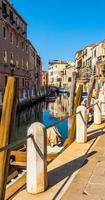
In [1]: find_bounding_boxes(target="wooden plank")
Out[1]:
[5,174,26,200]
[64,84,83,146]
[11,150,58,165]
[88,76,95,106]
[11,151,26,162]
[0,77,17,200]
[10,162,26,167]
[7,171,18,184]
[95,80,100,99]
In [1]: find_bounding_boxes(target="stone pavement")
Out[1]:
[12,122,105,200]
[61,129,105,200]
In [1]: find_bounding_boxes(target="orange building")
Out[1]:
[42,70,48,86]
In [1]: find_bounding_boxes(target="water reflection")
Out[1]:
[49,94,70,118]
[13,94,71,143]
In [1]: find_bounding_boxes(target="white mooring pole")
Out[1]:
[101,94,105,116]
[27,122,48,194]
[94,100,101,124]
[76,105,87,143]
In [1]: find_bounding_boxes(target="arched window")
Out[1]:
[3,50,7,63]
[10,53,13,64]
[26,61,29,70]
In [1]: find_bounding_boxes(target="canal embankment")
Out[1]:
[11,121,105,200]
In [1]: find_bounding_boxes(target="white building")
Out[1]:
[48,60,75,88]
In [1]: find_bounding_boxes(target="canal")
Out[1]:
[12,94,71,143]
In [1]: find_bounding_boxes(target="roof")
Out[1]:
[27,40,37,54]
[5,0,27,25]
[83,43,96,50]
[48,60,69,65]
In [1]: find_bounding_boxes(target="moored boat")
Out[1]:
[58,88,68,93]
[45,91,57,102]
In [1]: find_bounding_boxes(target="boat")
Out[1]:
[45,91,57,102]
[49,86,59,93]
[58,88,68,93]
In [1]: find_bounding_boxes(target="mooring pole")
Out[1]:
[0,77,17,200]
[27,122,48,194]
[70,72,77,115]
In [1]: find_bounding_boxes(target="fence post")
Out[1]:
[27,122,48,194]
[101,94,105,116]
[76,105,87,143]
[94,100,101,124]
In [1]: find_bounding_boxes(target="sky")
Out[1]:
[10,0,105,70]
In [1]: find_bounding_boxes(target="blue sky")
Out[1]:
[10,0,105,69]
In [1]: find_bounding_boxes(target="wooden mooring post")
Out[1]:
[70,72,77,115]
[64,84,83,146]
[0,77,17,200]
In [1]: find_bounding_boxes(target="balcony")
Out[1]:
[2,2,9,19]
[2,12,9,19]
[97,56,105,63]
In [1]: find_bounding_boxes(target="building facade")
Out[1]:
[75,41,105,83]
[42,70,48,86]
[0,0,42,103]
[91,41,105,78]
[75,44,95,82]
[48,60,75,89]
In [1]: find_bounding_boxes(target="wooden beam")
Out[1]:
[0,77,17,200]
[5,174,26,200]
[70,72,77,115]
[64,84,83,146]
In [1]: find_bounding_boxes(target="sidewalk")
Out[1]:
[11,122,105,200]
[61,128,105,200]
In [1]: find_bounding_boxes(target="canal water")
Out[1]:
[12,94,71,143]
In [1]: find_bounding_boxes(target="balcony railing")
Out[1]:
[2,12,9,19]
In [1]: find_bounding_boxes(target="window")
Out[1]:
[3,27,6,39]
[15,17,18,27]
[22,78,25,87]
[10,31,13,43]
[3,50,7,63]
[22,59,24,68]
[16,36,19,47]
[9,10,13,23]
[16,55,19,68]
[10,53,13,64]
[26,45,28,53]
[22,41,24,50]
[26,61,29,70]
[2,2,8,18]
[94,49,96,57]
